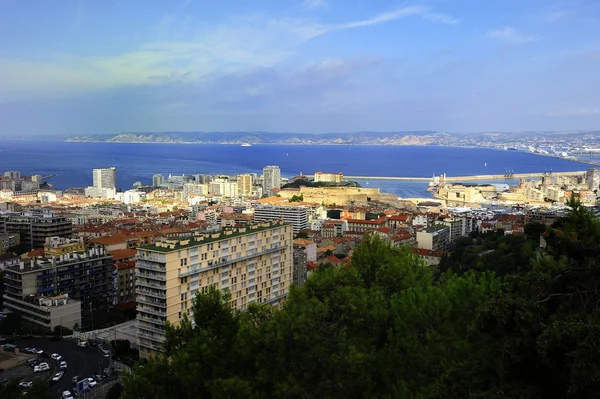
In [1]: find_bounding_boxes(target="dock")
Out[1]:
[345,171,585,182]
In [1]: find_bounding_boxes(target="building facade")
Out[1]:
[416,225,450,251]
[262,165,281,197]
[253,205,308,235]
[313,172,343,183]
[0,211,73,249]
[3,294,81,331]
[135,221,293,358]
[93,167,117,189]
[237,174,253,196]
[2,243,113,328]
[0,233,20,255]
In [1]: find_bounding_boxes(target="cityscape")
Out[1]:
[1,0,600,397]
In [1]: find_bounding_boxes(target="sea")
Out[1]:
[0,141,591,199]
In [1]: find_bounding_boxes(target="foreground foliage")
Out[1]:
[123,200,600,398]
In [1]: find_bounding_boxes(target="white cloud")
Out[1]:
[487,26,540,44]
[423,12,460,25]
[0,5,458,100]
[301,0,328,9]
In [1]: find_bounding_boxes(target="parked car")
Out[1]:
[77,341,89,348]
[52,372,64,383]
[50,353,62,361]
[19,381,33,388]
[71,376,80,384]
[33,349,43,355]
[34,363,50,372]
[21,347,33,354]
[94,374,105,382]
[62,391,74,399]
[87,377,98,388]
[60,361,67,370]
[26,359,37,367]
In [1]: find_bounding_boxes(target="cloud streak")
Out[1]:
[487,26,540,44]
[301,0,328,9]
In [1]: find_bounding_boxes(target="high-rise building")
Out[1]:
[254,205,308,235]
[93,167,117,189]
[135,220,293,358]
[153,174,165,187]
[237,174,253,196]
[0,211,73,249]
[183,183,208,198]
[2,238,113,328]
[262,165,281,197]
[208,178,237,197]
[585,168,600,191]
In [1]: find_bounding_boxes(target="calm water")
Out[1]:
[0,141,590,198]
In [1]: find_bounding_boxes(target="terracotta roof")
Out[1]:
[26,248,45,258]
[110,248,137,261]
[375,227,392,234]
[293,238,315,246]
[116,260,136,270]
[90,234,130,246]
[346,216,387,225]
[387,215,409,222]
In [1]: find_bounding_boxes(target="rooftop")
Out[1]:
[139,220,287,253]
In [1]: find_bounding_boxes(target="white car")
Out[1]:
[87,378,98,388]
[52,372,64,382]
[33,349,43,355]
[60,361,67,369]
[51,353,62,361]
[77,341,89,348]
[62,391,74,399]
[34,363,50,372]
[19,381,33,388]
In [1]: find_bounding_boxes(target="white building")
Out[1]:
[183,183,208,198]
[313,172,343,183]
[93,167,117,189]
[84,186,116,200]
[254,205,308,235]
[262,165,281,197]
[209,179,238,197]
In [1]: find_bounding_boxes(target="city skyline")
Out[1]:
[0,0,599,136]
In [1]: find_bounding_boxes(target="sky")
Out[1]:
[0,0,599,135]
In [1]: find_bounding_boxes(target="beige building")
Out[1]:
[313,172,343,183]
[136,220,293,358]
[3,294,81,331]
[416,225,450,251]
[44,236,85,257]
[237,174,253,196]
[0,233,20,255]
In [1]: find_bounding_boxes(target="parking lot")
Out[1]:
[1,338,111,397]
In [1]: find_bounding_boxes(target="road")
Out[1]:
[12,338,110,396]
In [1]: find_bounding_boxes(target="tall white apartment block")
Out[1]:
[93,167,117,189]
[262,165,281,197]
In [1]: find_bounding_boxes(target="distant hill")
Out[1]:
[65,131,452,145]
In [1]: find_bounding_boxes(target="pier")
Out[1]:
[345,171,585,182]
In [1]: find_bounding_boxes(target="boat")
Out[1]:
[241,143,251,147]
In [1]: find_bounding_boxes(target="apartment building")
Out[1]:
[93,167,117,189]
[321,220,348,238]
[253,205,308,235]
[135,220,293,358]
[2,293,81,331]
[416,225,450,251]
[110,248,138,305]
[262,165,281,197]
[237,174,253,196]
[0,233,20,255]
[3,242,113,328]
[292,246,308,288]
[0,211,73,249]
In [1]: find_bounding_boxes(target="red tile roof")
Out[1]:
[110,248,137,261]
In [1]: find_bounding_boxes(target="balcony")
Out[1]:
[136,288,166,299]
[136,279,165,290]
[137,305,166,317]
[137,296,167,308]
[137,272,166,281]
[137,261,166,273]
[180,245,287,277]
[138,323,166,335]
[137,313,165,324]
[138,329,166,343]
[138,339,164,352]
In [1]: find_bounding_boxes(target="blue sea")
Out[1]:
[0,141,591,198]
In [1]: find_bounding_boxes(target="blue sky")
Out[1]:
[0,0,599,135]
